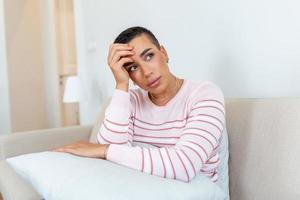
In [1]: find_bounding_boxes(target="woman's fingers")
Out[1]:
[118,57,134,69]
[108,44,133,63]
[52,141,86,151]
[110,50,134,65]
[53,145,82,154]
[51,141,107,159]
[107,43,135,87]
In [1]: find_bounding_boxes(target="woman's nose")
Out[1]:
[141,65,153,77]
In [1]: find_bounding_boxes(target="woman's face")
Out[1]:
[124,34,171,94]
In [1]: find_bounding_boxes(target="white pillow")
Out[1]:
[7,152,226,200]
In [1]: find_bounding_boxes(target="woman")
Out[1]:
[54,26,226,184]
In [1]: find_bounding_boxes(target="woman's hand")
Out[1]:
[107,43,135,91]
[52,141,109,159]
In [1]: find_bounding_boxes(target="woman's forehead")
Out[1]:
[128,34,157,50]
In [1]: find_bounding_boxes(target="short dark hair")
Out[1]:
[114,26,160,48]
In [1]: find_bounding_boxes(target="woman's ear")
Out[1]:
[160,45,169,63]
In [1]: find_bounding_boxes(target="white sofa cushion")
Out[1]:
[6,151,226,200]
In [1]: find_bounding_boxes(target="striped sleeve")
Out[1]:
[106,82,225,182]
[96,89,133,146]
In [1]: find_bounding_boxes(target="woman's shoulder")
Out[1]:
[186,79,223,94]
[185,79,225,105]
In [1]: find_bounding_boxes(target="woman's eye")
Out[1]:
[127,65,138,72]
[145,53,154,61]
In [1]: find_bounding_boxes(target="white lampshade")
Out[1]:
[63,76,86,103]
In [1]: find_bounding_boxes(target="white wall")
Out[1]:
[0,0,11,134]
[74,0,300,124]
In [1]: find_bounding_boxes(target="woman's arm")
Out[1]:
[53,44,136,157]
[96,43,136,146]
[96,89,134,146]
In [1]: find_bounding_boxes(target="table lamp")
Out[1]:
[63,76,86,124]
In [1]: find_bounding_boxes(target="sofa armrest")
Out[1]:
[0,161,42,200]
[0,125,93,160]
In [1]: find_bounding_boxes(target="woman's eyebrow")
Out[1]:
[123,48,152,68]
[139,48,152,58]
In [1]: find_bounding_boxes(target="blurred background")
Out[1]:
[0,0,299,134]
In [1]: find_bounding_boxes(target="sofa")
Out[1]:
[0,98,300,200]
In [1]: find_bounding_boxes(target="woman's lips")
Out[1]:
[147,76,161,88]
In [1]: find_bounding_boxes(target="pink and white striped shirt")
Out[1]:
[97,80,226,182]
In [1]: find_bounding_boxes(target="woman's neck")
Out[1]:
[149,75,183,106]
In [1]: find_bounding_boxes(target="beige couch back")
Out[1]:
[225,98,300,200]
